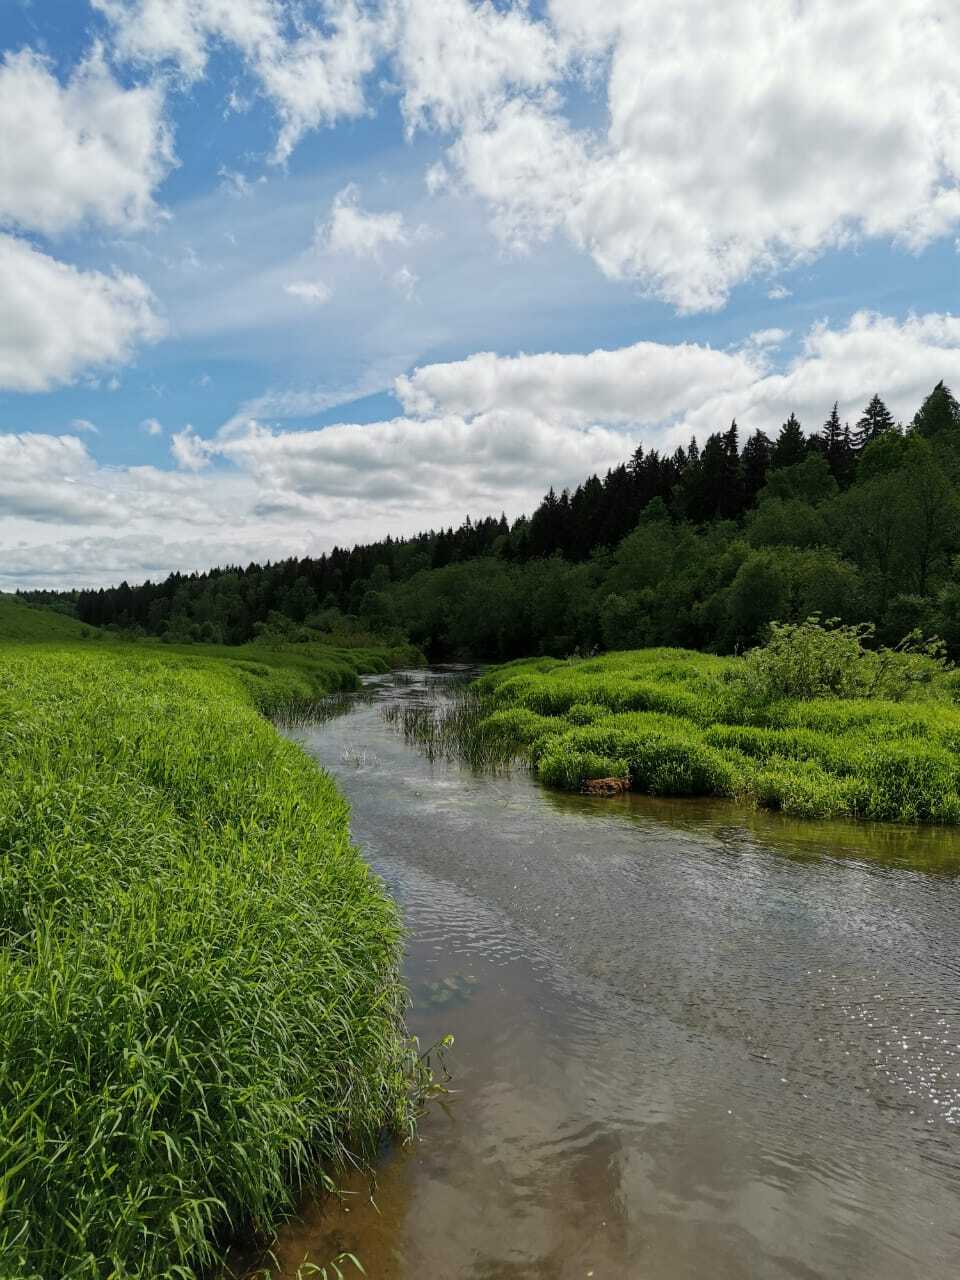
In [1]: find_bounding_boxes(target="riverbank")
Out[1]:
[259,667,960,1278]
[0,614,420,1278]
[474,647,960,823]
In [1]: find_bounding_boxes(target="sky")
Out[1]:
[1,0,959,590]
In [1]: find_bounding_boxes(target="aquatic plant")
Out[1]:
[472,646,960,824]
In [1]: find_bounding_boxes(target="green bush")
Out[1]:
[740,617,869,701]
[476,643,960,827]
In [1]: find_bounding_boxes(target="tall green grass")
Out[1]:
[0,634,419,1278]
[475,649,960,824]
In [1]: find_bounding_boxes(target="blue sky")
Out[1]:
[1,0,959,587]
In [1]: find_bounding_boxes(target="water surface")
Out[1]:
[264,669,960,1279]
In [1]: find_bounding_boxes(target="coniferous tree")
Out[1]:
[818,402,856,485]
[771,413,806,470]
[913,381,960,439]
[741,429,773,507]
[835,422,857,489]
[854,393,895,450]
[718,419,744,517]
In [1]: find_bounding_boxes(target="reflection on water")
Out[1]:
[256,669,960,1279]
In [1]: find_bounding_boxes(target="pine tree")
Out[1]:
[854,393,895,450]
[913,381,960,439]
[771,413,806,470]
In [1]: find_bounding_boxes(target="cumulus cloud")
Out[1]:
[392,0,561,132]
[216,411,628,508]
[401,311,960,448]
[321,184,407,257]
[0,433,129,523]
[396,340,764,424]
[92,0,280,79]
[89,0,960,312]
[0,46,172,235]
[748,328,790,350]
[441,0,960,310]
[0,234,165,393]
[69,418,99,434]
[170,424,212,470]
[96,0,385,162]
[284,279,332,304]
[140,417,164,436]
[4,310,958,589]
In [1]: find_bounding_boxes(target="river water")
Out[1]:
[265,669,960,1279]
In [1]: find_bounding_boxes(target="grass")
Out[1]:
[0,602,423,1278]
[472,649,960,825]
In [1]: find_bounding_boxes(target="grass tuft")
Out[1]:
[473,648,960,825]
[0,630,418,1278]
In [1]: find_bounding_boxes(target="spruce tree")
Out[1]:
[718,419,744,517]
[913,381,960,439]
[741,429,773,506]
[854,393,895,450]
[771,412,806,469]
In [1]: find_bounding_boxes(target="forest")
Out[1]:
[28,380,960,661]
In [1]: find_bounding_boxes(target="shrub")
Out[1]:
[740,616,869,701]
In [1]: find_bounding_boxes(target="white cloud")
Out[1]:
[284,279,333,304]
[0,433,129,523]
[216,411,630,510]
[4,311,958,589]
[401,311,960,448]
[748,328,790,350]
[170,424,212,470]
[393,0,561,133]
[391,264,418,299]
[0,47,172,235]
[322,184,407,258]
[92,0,280,79]
[768,285,793,301]
[90,0,960,314]
[69,418,99,434]
[0,233,165,393]
[140,417,164,436]
[396,340,764,424]
[96,0,385,163]
[445,1,960,310]
[258,3,386,162]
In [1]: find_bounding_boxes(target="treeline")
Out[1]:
[25,380,960,659]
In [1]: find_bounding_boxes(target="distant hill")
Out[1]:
[0,594,91,643]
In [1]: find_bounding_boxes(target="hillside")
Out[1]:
[0,594,92,643]
[37,380,960,662]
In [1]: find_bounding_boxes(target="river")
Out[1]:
[262,668,960,1279]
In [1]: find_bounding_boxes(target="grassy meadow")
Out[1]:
[0,596,420,1278]
[473,640,960,825]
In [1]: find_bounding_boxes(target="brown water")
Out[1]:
[265,669,960,1279]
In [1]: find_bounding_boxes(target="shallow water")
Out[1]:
[264,669,960,1279]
